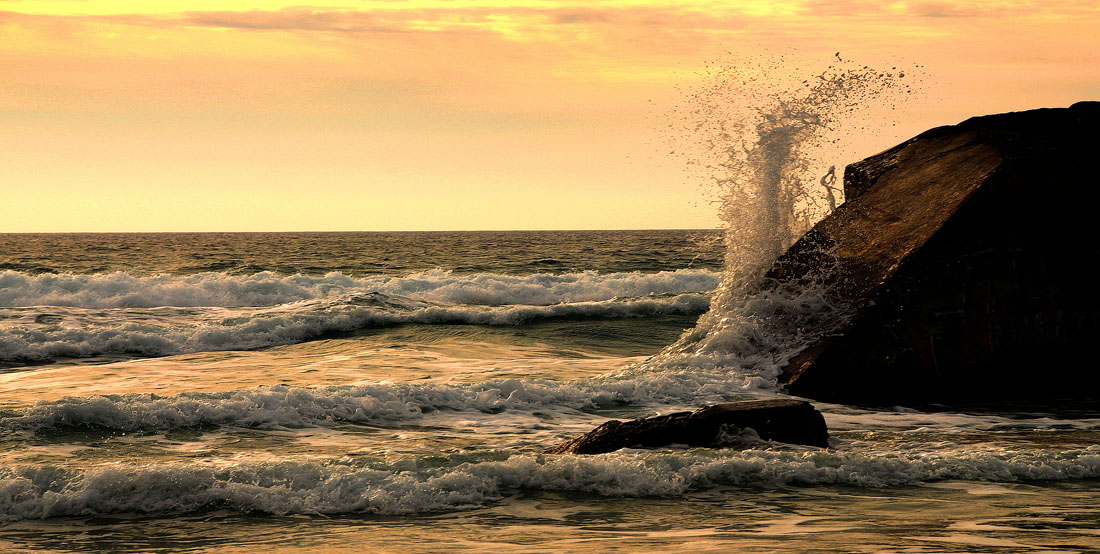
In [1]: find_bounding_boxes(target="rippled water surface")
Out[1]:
[0,231,724,276]
[1,231,1097,553]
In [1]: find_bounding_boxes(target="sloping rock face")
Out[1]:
[546,399,829,454]
[776,101,1100,405]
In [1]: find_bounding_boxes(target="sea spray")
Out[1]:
[686,55,916,289]
[647,56,918,378]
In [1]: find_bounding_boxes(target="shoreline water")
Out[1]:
[0,230,1097,553]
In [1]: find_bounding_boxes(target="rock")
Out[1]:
[545,399,829,454]
[774,101,1100,405]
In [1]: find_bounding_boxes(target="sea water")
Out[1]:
[1,231,1098,553]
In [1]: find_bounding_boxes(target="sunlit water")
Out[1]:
[0,231,1097,553]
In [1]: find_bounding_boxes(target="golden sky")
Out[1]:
[2,1,1098,231]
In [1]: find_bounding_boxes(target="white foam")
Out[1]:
[1,369,766,434]
[2,446,1097,521]
[0,269,719,309]
[647,58,914,377]
[0,291,710,363]
[639,279,850,387]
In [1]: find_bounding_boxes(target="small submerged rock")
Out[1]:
[546,399,829,455]
[34,314,63,324]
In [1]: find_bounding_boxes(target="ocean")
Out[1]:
[1,231,1098,553]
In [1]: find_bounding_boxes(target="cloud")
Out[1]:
[907,2,992,18]
[802,0,1100,19]
[799,0,890,17]
[182,9,404,33]
[551,10,611,24]
[1,4,754,37]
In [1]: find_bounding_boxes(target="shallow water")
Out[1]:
[1,231,1097,553]
[3,482,1098,553]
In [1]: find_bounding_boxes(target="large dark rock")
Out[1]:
[774,101,1100,405]
[545,399,829,454]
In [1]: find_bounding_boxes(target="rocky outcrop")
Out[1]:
[774,101,1100,405]
[546,399,829,454]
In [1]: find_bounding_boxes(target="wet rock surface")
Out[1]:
[546,399,829,454]
[775,101,1100,405]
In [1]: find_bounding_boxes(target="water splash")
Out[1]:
[683,55,916,285]
[645,55,919,382]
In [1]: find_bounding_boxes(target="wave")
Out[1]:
[0,269,719,309]
[3,446,1098,522]
[10,373,1097,438]
[0,292,710,364]
[1,369,767,434]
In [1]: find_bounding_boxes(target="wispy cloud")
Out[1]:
[183,9,406,33]
[801,0,1100,18]
[1,4,755,38]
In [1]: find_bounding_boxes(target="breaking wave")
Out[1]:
[3,447,1098,522]
[1,369,768,435]
[0,291,710,364]
[0,269,718,309]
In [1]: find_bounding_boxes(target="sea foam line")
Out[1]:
[0,269,719,309]
[0,292,710,363]
[1,369,768,435]
[2,447,1098,521]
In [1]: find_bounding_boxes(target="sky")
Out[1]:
[2,1,1098,232]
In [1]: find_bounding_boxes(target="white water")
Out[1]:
[652,56,917,377]
[4,445,1099,522]
[0,269,717,363]
[0,268,718,309]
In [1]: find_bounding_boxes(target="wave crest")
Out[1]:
[1,369,767,434]
[0,292,710,364]
[3,447,1098,521]
[0,269,719,309]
